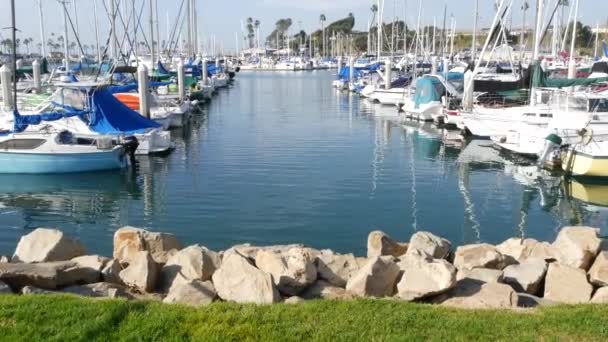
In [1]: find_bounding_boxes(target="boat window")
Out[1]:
[589,98,608,113]
[539,113,553,118]
[0,139,46,150]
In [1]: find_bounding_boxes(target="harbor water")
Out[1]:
[0,70,606,256]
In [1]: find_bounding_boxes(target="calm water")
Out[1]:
[1,71,607,256]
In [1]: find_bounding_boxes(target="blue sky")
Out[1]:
[1,0,607,52]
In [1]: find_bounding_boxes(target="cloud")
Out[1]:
[261,0,371,11]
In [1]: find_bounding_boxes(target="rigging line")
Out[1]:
[58,0,85,58]
[167,0,186,55]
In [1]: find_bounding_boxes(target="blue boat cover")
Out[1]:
[87,86,161,134]
[157,61,170,74]
[414,77,445,109]
[338,67,362,81]
[13,109,83,133]
[604,41,608,58]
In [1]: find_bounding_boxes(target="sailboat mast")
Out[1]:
[93,0,101,63]
[472,0,478,62]
[155,0,161,59]
[110,0,118,60]
[595,22,600,58]
[149,0,155,65]
[186,0,192,56]
[10,0,17,110]
[567,0,579,79]
[60,0,70,72]
[377,0,383,59]
[132,0,138,64]
[38,0,47,58]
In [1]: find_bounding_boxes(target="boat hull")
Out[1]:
[562,149,608,177]
[0,149,126,174]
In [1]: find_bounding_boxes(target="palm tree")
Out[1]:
[254,20,261,49]
[246,17,254,48]
[320,14,326,57]
[370,4,378,54]
[23,38,33,55]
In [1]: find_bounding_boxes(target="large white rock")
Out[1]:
[255,247,317,296]
[161,245,220,291]
[301,280,355,300]
[502,258,547,295]
[13,228,86,263]
[62,282,130,299]
[496,238,539,262]
[72,255,110,273]
[315,250,361,287]
[0,261,101,289]
[591,287,608,304]
[528,241,559,261]
[588,251,608,287]
[438,279,518,309]
[224,244,315,262]
[212,252,280,304]
[0,281,11,294]
[396,250,456,301]
[101,259,123,285]
[407,231,451,259]
[553,226,601,270]
[163,278,216,306]
[544,263,593,304]
[113,227,181,265]
[456,268,503,283]
[367,231,408,258]
[346,256,400,297]
[118,251,159,293]
[453,244,507,270]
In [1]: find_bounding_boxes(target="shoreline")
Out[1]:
[0,225,607,308]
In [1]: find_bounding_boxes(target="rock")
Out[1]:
[0,261,100,289]
[224,244,314,262]
[284,296,305,304]
[21,286,54,295]
[161,245,221,291]
[591,287,608,304]
[502,258,547,295]
[396,250,456,301]
[0,281,11,294]
[255,247,317,296]
[496,238,539,262]
[315,251,361,288]
[113,227,181,265]
[72,255,110,274]
[544,263,593,304]
[101,259,123,285]
[62,282,130,299]
[456,268,503,283]
[367,231,408,258]
[588,251,608,287]
[346,256,400,298]
[211,252,280,304]
[453,244,507,270]
[0,256,10,263]
[437,279,518,309]
[407,231,451,259]
[517,293,559,308]
[163,278,216,306]
[12,228,86,263]
[528,242,559,262]
[553,226,601,270]
[118,251,159,293]
[301,280,355,300]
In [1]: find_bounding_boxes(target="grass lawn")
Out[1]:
[0,295,608,341]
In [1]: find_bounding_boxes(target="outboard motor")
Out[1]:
[538,133,563,166]
[119,135,139,166]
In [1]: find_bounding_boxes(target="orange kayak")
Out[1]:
[114,93,140,110]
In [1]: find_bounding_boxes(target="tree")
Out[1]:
[23,38,33,55]
[320,14,326,56]
[246,17,254,48]
[254,20,261,48]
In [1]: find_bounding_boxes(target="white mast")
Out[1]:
[60,0,70,71]
[432,16,436,55]
[72,0,79,48]
[110,0,118,60]
[155,0,161,59]
[567,0,579,79]
[186,0,192,56]
[149,0,155,65]
[533,0,544,61]
[472,0,478,62]
[377,0,383,59]
[192,0,198,56]
[38,0,47,58]
[595,22,600,58]
[93,0,101,63]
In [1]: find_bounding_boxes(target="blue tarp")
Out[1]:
[414,77,445,109]
[604,41,608,58]
[157,61,170,75]
[338,67,362,81]
[87,86,161,134]
[13,109,83,133]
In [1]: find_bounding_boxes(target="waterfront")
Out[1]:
[0,70,606,256]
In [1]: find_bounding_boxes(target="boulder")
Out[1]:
[0,281,11,294]
[367,231,408,258]
[284,296,305,304]
[407,231,451,259]
[224,244,314,262]
[437,279,518,309]
[161,245,221,291]
[211,252,280,304]
[21,286,54,295]
[453,244,507,270]
[553,226,601,270]
[12,228,86,263]
[72,255,110,274]
[0,256,10,263]
[502,258,547,295]
[101,259,123,285]
[496,238,539,262]
[315,250,361,287]
[0,261,100,289]
[544,263,593,304]
[346,256,400,297]
[255,247,317,296]
[163,278,216,306]
[588,251,608,287]
[528,242,558,262]
[118,251,159,293]
[591,287,608,304]
[113,227,181,265]
[517,293,559,308]
[62,282,130,299]
[456,268,503,283]
[301,280,355,300]
[396,250,456,301]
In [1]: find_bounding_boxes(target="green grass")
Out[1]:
[1,295,608,341]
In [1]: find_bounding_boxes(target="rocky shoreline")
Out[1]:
[0,226,607,309]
